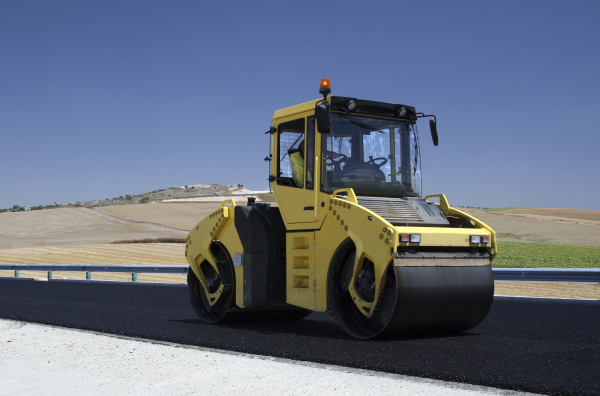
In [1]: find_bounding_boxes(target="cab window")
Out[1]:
[277,118,306,188]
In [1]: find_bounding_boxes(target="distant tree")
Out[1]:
[126,195,132,200]
[141,197,150,203]
[119,196,123,199]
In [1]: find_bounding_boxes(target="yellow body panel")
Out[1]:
[312,209,348,311]
[286,232,316,310]
[425,194,497,255]
[272,99,321,120]
[395,226,491,247]
[271,110,321,227]
[320,196,396,316]
[217,216,245,308]
[275,186,317,224]
[185,200,245,308]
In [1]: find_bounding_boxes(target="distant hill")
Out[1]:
[1,184,270,212]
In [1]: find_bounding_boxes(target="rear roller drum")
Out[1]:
[327,240,494,339]
[188,241,235,324]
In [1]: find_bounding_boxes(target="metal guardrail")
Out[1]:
[0,264,188,282]
[0,265,598,283]
[0,264,188,273]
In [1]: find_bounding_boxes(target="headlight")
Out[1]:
[470,235,490,244]
[400,234,421,243]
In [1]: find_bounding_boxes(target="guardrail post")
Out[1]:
[132,273,137,282]
[86,272,91,280]
[14,270,18,278]
[48,271,52,280]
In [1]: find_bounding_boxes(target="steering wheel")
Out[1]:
[368,156,388,168]
[327,153,348,168]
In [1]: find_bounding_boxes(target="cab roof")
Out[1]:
[272,98,321,121]
[273,96,417,122]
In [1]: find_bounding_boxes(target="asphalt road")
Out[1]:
[1,278,598,396]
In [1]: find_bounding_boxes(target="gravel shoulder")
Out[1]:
[0,319,541,396]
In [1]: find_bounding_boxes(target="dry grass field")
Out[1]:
[0,243,185,265]
[0,243,187,283]
[461,208,600,246]
[1,202,598,298]
[494,281,599,300]
[487,208,600,223]
[0,207,186,249]
[95,202,223,230]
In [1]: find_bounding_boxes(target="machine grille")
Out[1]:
[356,197,424,224]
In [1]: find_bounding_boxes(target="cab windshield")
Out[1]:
[321,112,421,198]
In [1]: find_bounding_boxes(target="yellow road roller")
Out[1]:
[185,79,496,339]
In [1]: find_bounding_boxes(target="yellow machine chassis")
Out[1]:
[184,91,497,338]
[185,191,496,316]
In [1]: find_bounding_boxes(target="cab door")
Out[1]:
[273,116,317,225]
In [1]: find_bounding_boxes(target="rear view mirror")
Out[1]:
[316,102,331,134]
[429,119,439,146]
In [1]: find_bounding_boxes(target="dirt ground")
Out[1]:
[0,243,187,283]
[461,208,600,247]
[492,208,600,224]
[95,202,223,230]
[0,208,186,249]
[1,203,598,298]
[0,243,186,265]
[495,281,599,300]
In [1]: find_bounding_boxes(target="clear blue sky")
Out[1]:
[1,0,599,210]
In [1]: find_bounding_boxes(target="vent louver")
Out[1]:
[356,197,424,225]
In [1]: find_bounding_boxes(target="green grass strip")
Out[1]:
[493,241,600,268]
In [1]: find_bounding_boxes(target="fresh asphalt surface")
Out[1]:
[1,279,598,396]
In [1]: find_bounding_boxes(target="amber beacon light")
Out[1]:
[319,78,331,98]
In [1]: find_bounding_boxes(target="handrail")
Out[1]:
[0,265,598,283]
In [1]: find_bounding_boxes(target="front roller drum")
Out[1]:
[387,265,494,335]
[328,246,494,339]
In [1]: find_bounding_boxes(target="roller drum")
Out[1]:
[328,245,495,339]
[383,265,494,336]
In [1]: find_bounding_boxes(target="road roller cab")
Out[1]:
[185,79,496,339]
